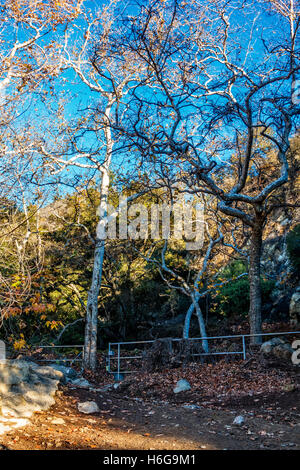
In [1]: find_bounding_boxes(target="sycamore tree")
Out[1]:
[116,0,300,343]
[0,0,83,197]
[39,0,149,370]
[134,192,248,352]
[0,0,82,108]
[0,0,83,340]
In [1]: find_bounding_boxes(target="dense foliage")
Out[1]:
[286,224,300,273]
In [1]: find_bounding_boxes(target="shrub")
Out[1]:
[211,260,275,318]
[286,224,300,272]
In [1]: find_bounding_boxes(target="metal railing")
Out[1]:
[5,344,84,366]
[107,330,300,378]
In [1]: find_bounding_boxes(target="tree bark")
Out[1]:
[83,166,109,370]
[249,220,263,344]
[183,294,209,353]
[83,239,105,370]
[83,163,110,370]
[83,99,113,371]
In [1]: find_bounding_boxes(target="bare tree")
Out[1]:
[116,0,300,343]
[0,0,83,336]
[0,1,82,108]
[136,199,248,352]
[39,0,148,369]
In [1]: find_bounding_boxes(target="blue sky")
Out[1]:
[4,0,298,205]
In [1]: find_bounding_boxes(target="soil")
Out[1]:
[0,363,299,451]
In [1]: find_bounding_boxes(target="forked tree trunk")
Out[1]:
[249,221,263,344]
[183,294,209,353]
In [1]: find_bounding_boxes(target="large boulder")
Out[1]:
[290,287,300,327]
[0,360,30,386]
[260,337,294,366]
[0,360,63,419]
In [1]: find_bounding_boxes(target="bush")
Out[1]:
[212,277,250,317]
[211,260,275,318]
[286,224,300,272]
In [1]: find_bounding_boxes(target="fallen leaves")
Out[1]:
[114,358,296,403]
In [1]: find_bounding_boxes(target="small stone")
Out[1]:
[49,364,78,383]
[51,418,65,425]
[173,379,191,394]
[77,401,99,414]
[97,384,114,392]
[71,378,91,388]
[233,415,245,425]
[182,404,201,410]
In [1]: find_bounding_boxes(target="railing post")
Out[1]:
[242,336,246,360]
[117,343,120,379]
[108,343,111,373]
[105,332,300,375]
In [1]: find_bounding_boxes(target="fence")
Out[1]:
[107,330,300,378]
[3,344,84,366]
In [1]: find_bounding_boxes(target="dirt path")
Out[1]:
[0,385,299,450]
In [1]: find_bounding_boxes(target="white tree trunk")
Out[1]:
[83,238,105,370]
[83,105,113,370]
[183,293,209,353]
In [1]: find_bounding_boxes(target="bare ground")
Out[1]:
[0,361,299,451]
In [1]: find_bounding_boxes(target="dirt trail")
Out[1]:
[0,385,299,450]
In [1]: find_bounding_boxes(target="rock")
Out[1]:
[48,364,92,389]
[260,337,294,361]
[0,359,63,419]
[273,343,294,360]
[173,379,191,394]
[51,417,65,425]
[260,337,285,354]
[48,364,93,389]
[49,364,78,384]
[290,288,300,327]
[77,401,99,414]
[33,365,64,382]
[233,415,245,425]
[71,378,91,388]
[182,404,201,410]
[0,360,30,385]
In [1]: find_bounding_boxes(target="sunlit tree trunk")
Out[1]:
[84,238,105,370]
[83,108,112,370]
[249,219,264,345]
[183,294,209,353]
